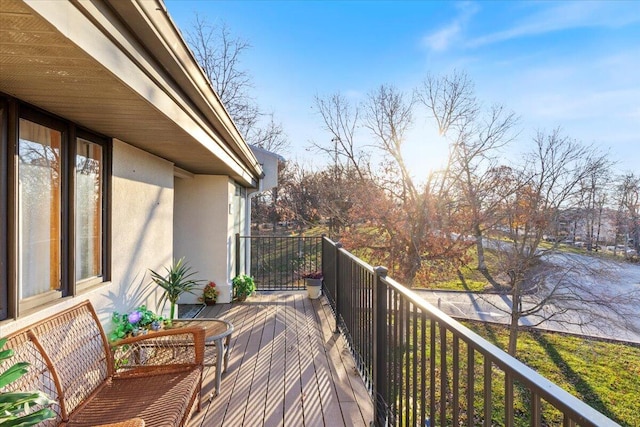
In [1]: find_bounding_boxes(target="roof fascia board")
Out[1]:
[129,0,262,177]
[23,0,258,186]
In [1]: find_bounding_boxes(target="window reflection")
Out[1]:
[18,119,61,298]
[76,138,103,281]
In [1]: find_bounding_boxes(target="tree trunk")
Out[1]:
[508,315,519,356]
[475,227,487,271]
[633,215,640,253]
[507,288,521,356]
[405,244,422,287]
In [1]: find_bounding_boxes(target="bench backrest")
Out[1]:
[2,301,112,422]
[1,329,62,426]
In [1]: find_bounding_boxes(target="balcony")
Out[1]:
[188,291,372,426]
[199,235,621,427]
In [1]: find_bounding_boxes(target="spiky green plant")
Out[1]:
[150,258,204,321]
[0,337,56,426]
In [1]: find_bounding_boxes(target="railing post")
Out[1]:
[373,266,388,427]
[321,234,326,286]
[334,242,343,334]
[235,233,241,277]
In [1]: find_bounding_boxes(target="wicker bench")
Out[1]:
[1,300,205,427]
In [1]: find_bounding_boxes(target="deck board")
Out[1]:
[188,292,372,427]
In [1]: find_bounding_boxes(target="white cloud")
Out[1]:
[424,23,461,52]
[467,2,640,48]
[422,1,479,52]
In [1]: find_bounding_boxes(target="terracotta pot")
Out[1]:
[204,299,216,306]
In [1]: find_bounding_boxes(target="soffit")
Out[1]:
[0,0,258,185]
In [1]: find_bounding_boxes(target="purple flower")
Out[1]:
[128,311,142,324]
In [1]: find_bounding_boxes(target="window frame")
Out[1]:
[1,97,111,319]
[74,128,111,292]
[17,107,69,311]
[0,98,7,320]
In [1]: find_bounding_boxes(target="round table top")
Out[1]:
[171,318,233,341]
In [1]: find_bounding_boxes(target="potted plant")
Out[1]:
[199,281,220,305]
[150,257,204,323]
[232,274,256,302]
[109,305,165,341]
[0,337,56,426]
[302,271,323,299]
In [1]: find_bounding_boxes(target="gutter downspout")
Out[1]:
[244,169,265,276]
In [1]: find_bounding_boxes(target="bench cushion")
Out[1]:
[65,369,201,427]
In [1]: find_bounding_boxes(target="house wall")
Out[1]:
[230,182,247,280]
[107,140,174,317]
[174,175,234,303]
[0,139,175,336]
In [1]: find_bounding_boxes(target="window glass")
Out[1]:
[76,138,103,281]
[18,118,62,298]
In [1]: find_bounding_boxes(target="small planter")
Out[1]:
[203,298,216,306]
[305,278,322,299]
[232,274,255,303]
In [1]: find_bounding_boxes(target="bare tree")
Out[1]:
[186,13,292,155]
[248,113,289,153]
[186,15,259,136]
[314,85,471,284]
[416,71,479,136]
[417,72,519,271]
[313,92,368,180]
[482,129,632,355]
[614,173,640,255]
[575,160,613,251]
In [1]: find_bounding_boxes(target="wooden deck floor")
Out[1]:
[187,291,373,427]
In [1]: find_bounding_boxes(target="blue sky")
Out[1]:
[165,1,640,178]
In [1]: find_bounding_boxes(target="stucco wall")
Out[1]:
[0,140,175,336]
[106,140,174,318]
[174,175,232,303]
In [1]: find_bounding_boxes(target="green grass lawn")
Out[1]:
[429,264,488,291]
[464,322,640,426]
[422,247,500,292]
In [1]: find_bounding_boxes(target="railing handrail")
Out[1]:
[238,234,323,291]
[381,275,619,426]
[323,236,620,426]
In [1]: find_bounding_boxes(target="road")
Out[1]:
[413,251,640,344]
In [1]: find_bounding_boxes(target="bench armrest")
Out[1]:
[110,326,205,375]
[93,418,145,427]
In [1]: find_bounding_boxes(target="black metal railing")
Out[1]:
[322,236,620,427]
[236,234,323,290]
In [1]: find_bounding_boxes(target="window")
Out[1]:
[1,99,110,318]
[18,118,63,301]
[75,136,104,284]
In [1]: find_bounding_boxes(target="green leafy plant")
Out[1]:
[198,281,219,304]
[150,258,204,321]
[0,337,56,426]
[109,305,165,341]
[232,274,256,302]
